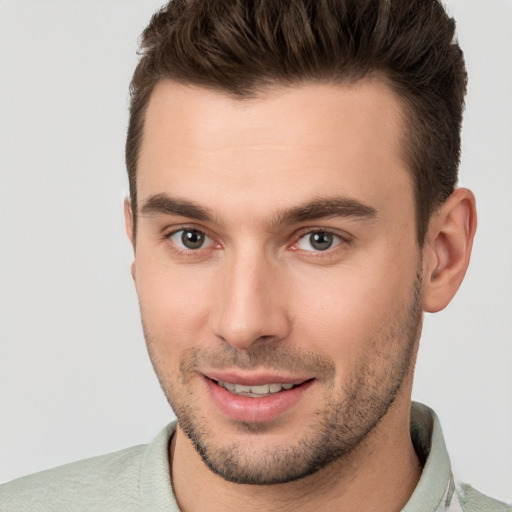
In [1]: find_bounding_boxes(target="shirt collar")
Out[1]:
[402,402,457,512]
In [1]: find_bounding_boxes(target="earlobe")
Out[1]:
[422,188,477,313]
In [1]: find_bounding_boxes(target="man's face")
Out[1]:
[129,80,424,484]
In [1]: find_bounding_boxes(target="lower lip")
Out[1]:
[204,377,314,423]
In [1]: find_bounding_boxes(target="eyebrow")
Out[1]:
[140,194,217,222]
[139,193,377,228]
[269,197,377,229]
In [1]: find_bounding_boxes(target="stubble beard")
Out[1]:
[143,275,423,485]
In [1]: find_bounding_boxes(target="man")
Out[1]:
[1,0,510,510]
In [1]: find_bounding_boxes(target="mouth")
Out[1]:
[202,373,315,423]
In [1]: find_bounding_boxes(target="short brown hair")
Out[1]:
[126,0,467,244]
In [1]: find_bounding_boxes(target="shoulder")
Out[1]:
[457,484,511,512]
[0,444,147,512]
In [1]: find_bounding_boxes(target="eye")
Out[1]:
[169,229,213,250]
[296,231,343,252]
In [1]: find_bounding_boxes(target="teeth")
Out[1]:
[223,381,236,392]
[217,380,297,396]
[243,384,269,394]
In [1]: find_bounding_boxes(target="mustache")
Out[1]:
[179,343,336,379]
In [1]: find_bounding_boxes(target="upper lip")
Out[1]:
[202,370,312,387]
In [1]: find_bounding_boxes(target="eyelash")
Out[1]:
[163,226,351,257]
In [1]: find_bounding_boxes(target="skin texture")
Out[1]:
[125,80,476,512]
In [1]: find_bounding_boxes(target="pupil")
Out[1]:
[182,230,204,249]
[310,232,333,251]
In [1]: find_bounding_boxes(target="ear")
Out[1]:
[124,198,135,246]
[422,188,477,313]
[124,199,137,280]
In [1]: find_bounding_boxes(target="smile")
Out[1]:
[216,380,297,397]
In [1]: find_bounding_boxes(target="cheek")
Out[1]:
[134,255,214,347]
[288,254,419,362]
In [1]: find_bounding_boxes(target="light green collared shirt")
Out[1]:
[1,403,510,511]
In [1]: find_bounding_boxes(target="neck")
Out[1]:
[170,396,421,512]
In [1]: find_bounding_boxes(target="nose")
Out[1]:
[211,249,292,350]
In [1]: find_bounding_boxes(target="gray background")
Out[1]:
[1,0,511,502]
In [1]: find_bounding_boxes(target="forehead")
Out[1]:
[137,80,413,222]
